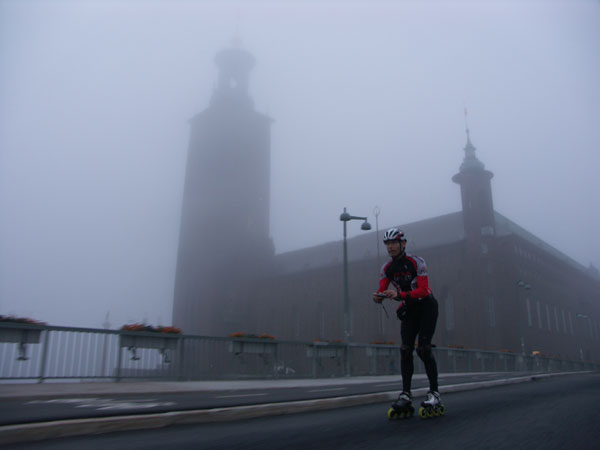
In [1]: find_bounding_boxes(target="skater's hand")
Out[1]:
[372,292,384,303]
[381,289,397,298]
[373,290,396,303]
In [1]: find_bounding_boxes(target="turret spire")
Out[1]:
[459,108,484,172]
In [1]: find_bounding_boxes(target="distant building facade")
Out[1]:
[252,132,600,363]
[173,46,600,363]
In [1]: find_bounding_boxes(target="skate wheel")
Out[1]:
[439,404,446,415]
[388,408,399,420]
[418,407,427,419]
[432,407,440,417]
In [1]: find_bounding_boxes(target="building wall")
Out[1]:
[494,234,600,361]
[243,233,600,363]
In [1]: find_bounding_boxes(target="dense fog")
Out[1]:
[1,0,599,329]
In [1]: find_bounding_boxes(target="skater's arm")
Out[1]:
[395,275,432,301]
[373,278,393,303]
[378,277,391,293]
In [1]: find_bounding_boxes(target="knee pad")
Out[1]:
[416,345,433,362]
[400,345,413,361]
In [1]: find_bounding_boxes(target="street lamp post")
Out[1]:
[373,206,381,267]
[372,206,383,335]
[340,207,371,346]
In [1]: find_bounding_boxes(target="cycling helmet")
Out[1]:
[383,227,406,243]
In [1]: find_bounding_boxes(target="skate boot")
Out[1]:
[388,391,414,419]
[418,391,445,419]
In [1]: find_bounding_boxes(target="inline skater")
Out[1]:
[372,227,444,419]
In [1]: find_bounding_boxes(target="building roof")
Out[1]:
[493,211,592,275]
[274,211,465,274]
[274,210,596,279]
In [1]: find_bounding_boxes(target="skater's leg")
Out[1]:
[416,344,439,392]
[400,315,419,393]
[400,344,414,392]
[416,297,439,392]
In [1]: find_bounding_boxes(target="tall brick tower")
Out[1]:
[452,125,497,349]
[172,43,274,336]
[452,129,495,246]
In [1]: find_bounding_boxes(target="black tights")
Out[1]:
[400,296,439,393]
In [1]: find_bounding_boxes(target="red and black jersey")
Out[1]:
[378,253,433,301]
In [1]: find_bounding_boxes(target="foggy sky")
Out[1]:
[1,0,599,329]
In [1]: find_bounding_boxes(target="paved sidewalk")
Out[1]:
[0,371,534,399]
[0,374,415,399]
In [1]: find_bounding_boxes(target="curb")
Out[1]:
[0,371,590,446]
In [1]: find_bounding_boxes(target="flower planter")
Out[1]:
[0,325,44,361]
[228,340,277,355]
[366,346,395,357]
[307,344,344,358]
[0,327,42,344]
[120,334,179,350]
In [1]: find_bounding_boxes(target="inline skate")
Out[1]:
[418,390,445,419]
[387,391,414,419]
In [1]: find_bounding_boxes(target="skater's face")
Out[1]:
[385,240,406,258]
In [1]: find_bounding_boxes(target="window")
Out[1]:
[445,295,455,331]
[545,304,552,331]
[481,226,494,236]
[536,301,542,329]
[318,302,325,338]
[554,306,560,333]
[526,298,532,327]
[488,296,496,327]
[561,310,568,334]
[292,304,301,339]
[568,311,574,335]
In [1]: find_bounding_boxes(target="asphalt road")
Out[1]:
[6,372,599,450]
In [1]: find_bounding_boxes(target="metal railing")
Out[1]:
[1,322,598,383]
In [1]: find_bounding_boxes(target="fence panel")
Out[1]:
[1,323,598,383]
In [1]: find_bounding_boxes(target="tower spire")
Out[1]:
[464,107,472,145]
[459,108,484,172]
[452,112,496,243]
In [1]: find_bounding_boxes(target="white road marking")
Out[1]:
[307,387,346,393]
[375,383,402,388]
[215,393,268,399]
[27,398,175,411]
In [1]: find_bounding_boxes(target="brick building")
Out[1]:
[251,133,600,362]
[172,45,600,363]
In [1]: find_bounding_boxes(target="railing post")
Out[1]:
[177,336,185,381]
[273,343,279,379]
[344,344,350,377]
[37,329,51,383]
[100,331,109,379]
[115,335,122,382]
